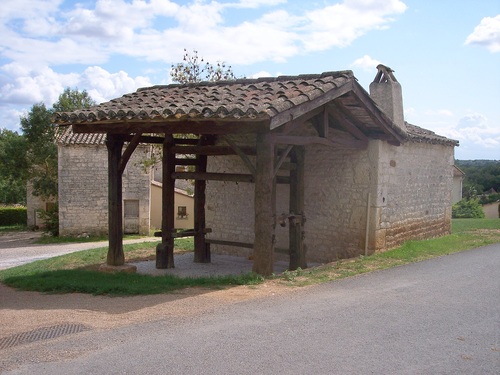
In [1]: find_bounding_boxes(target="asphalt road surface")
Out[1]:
[3,243,500,374]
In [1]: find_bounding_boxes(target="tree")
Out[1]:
[0,129,28,204]
[170,49,237,84]
[20,88,97,200]
[53,87,96,112]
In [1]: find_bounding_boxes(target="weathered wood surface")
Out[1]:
[106,135,125,266]
[156,135,175,269]
[289,146,307,270]
[252,133,276,276]
[194,136,211,263]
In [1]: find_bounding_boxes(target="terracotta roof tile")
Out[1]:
[54,71,353,125]
[405,123,458,146]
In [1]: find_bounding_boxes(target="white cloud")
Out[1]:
[465,15,500,53]
[251,71,273,78]
[423,109,454,117]
[351,55,381,71]
[80,66,152,103]
[301,0,407,51]
[0,0,408,69]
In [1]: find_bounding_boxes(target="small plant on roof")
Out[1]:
[170,49,237,84]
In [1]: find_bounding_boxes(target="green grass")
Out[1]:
[1,269,263,296]
[0,219,498,295]
[274,218,500,287]
[0,225,28,232]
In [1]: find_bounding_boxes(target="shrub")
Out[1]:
[37,204,59,236]
[0,206,27,226]
[452,198,485,219]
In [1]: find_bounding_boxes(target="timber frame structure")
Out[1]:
[55,69,409,276]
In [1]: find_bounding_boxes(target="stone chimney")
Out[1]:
[369,64,405,130]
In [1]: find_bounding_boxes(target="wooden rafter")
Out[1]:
[351,83,405,145]
[327,102,369,141]
[270,134,367,149]
[223,136,256,176]
[269,81,353,129]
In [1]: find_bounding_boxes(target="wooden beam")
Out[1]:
[171,171,290,184]
[351,83,405,145]
[106,134,125,266]
[270,134,368,149]
[71,119,269,136]
[171,145,256,156]
[156,135,175,269]
[289,146,307,270]
[223,136,256,176]
[273,105,325,135]
[327,102,370,141]
[274,145,293,177]
[194,136,211,263]
[253,133,276,276]
[118,132,142,174]
[270,81,353,129]
[174,157,199,166]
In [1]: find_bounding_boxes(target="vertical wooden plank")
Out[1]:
[156,135,175,269]
[289,146,307,270]
[194,136,210,263]
[106,134,125,266]
[252,133,276,276]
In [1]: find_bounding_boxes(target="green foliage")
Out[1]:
[52,87,96,112]
[0,88,98,202]
[0,206,27,226]
[478,192,500,204]
[36,204,59,236]
[171,49,237,84]
[0,130,28,204]
[452,198,485,218]
[456,160,500,194]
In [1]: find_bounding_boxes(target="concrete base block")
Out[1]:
[98,264,137,274]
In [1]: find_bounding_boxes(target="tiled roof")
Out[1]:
[53,71,354,125]
[406,123,458,146]
[53,69,457,147]
[56,125,107,145]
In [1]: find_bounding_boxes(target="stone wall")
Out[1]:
[205,135,454,264]
[368,140,454,251]
[58,144,151,236]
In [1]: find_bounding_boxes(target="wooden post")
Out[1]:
[106,134,125,266]
[252,133,276,276]
[194,136,210,263]
[156,135,175,269]
[289,146,307,270]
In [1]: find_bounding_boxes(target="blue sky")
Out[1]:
[1,0,499,160]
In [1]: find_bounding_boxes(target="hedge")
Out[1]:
[0,206,27,226]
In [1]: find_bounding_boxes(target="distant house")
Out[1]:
[452,165,465,203]
[53,127,193,236]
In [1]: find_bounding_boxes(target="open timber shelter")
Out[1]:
[54,65,458,276]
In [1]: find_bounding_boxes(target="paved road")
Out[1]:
[3,243,499,374]
[0,232,158,270]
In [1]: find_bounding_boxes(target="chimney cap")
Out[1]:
[373,64,398,83]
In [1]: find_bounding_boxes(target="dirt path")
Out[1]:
[0,231,291,339]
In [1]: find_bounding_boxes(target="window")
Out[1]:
[177,206,188,219]
[124,200,139,218]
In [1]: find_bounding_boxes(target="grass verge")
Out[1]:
[276,218,500,286]
[0,219,498,295]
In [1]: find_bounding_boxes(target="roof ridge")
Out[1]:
[137,70,354,92]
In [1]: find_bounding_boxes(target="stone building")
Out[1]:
[54,65,458,275]
[55,128,194,236]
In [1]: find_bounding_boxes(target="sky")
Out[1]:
[1,0,499,160]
